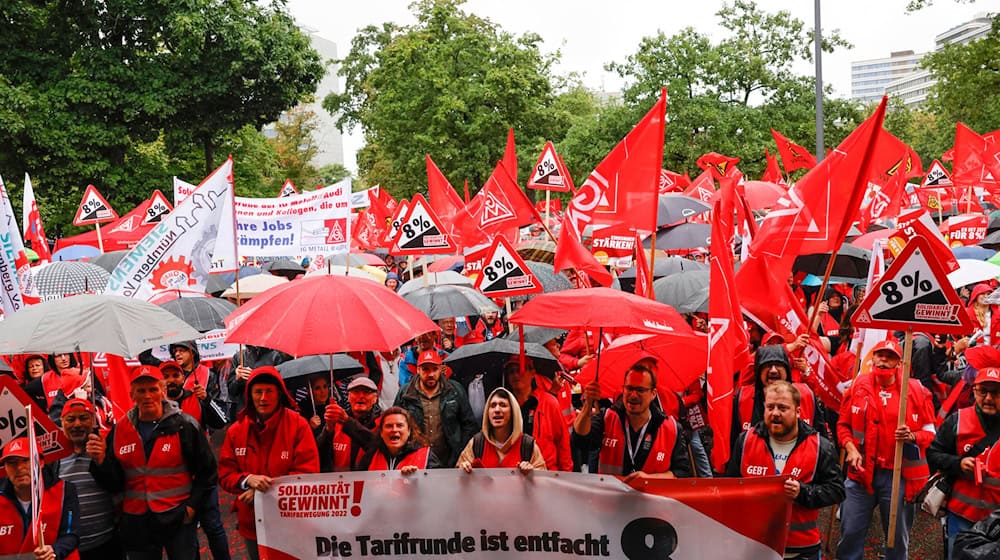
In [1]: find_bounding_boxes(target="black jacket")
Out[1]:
[954,510,1000,560]
[0,469,79,560]
[928,406,1000,479]
[393,378,478,467]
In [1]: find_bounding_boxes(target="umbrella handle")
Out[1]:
[593,327,602,384]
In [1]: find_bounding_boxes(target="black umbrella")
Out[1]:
[402,284,500,320]
[643,223,712,250]
[793,243,872,278]
[652,270,709,313]
[981,228,1000,249]
[158,296,237,333]
[657,194,711,227]
[275,354,365,381]
[265,258,305,280]
[444,338,561,380]
[502,326,567,345]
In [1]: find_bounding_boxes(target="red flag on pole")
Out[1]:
[426,155,465,234]
[771,129,817,172]
[952,122,1000,188]
[634,234,652,297]
[761,149,786,186]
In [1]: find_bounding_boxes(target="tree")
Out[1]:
[318,164,353,186]
[268,106,322,192]
[325,0,571,198]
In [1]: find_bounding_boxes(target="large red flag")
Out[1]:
[574,89,665,234]
[760,149,786,186]
[426,155,465,233]
[697,152,741,181]
[683,170,716,203]
[751,99,888,278]
[707,176,749,472]
[455,162,528,247]
[502,128,518,184]
[553,216,613,287]
[858,131,923,229]
[771,129,817,172]
[952,122,1000,189]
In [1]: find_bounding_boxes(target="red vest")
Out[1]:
[740,430,820,550]
[598,409,678,476]
[181,364,210,392]
[41,371,61,408]
[178,393,202,427]
[114,416,192,515]
[947,407,1000,522]
[367,447,430,471]
[738,383,816,431]
[477,435,529,468]
[0,480,79,560]
[331,425,353,472]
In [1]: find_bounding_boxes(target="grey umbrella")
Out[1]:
[33,261,110,301]
[0,294,201,357]
[643,223,713,250]
[397,270,472,296]
[158,296,237,333]
[275,354,365,381]
[402,284,500,320]
[207,265,263,296]
[657,194,711,227]
[618,255,708,279]
[502,326,567,345]
[652,270,710,314]
[87,250,129,273]
[509,261,573,302]
[264,258,305,280]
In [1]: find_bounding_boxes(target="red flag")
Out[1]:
[502,128,518,184]
[455,162,530,247]
[858,131,923,229]
[659,169,690,194]
[351,210,382,251]
[771,129,817,172]
[576,89,665,234]
[707,177,749,472]
[104,354,134,420]
[952,122,1000,188]
[634,234,652,298]
[697,152,741,181]
[751,99,888,278]
[761,149,786,186]
[553,216,612,287]
[426,155,465,233]
[683,170,716,203]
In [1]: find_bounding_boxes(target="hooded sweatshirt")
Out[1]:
[456,387,546,469]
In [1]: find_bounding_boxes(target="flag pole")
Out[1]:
[236,268,244,369]
[647,232,657,299]
[25,404,44,548]
[95,223,105,253]
[886,327,914,549]
[544,190,551,228]
[807,246,841,334]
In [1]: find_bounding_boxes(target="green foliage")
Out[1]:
[268,106,322,193]
[318,164,354,186]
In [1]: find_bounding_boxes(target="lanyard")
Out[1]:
[624,418,651,467]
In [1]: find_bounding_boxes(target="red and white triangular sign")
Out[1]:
[921,159,953,188]
[527,141,571,192]
[474,235,543,297]
[392,194,457,255]
[382,199,410,250]
[278,179,299,198]
[110,215,139,234]
[73,184,118,226]
[142,190,174,224]
[0,377,72,463]
[852,236,975,335]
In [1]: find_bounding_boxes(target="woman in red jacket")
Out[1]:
[356,407,441,472]
[219,367,319,560]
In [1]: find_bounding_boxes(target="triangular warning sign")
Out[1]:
[73,184,118,226]
[921,159,953,188]
[110,215,139,234]
[278,179,299,198]
[852,236,975,335]
[392,194,457,255]
[474,235,543,297]
[527,141,571,192]
[142,190,174,224]
[0,377,72,463]
[382,199,410,250]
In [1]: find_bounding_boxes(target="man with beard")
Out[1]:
[728,383,843,560]
[398,331,447,387]
[53,399,122,559]
[319,377,383,471]
[836,339,936,560]
[573,361,691,480]
[1,437,80,560]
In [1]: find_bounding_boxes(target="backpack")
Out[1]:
[471,432,535,463]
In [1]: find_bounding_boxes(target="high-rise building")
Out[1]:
[850,50,923,104]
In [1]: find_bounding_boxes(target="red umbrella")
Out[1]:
[508,287,694,336]
[224,275,438,357]
[742,181,787,210]
[575,332,708,401]
[849,228,894,250]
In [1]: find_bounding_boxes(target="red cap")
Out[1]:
[1,437,30,463]
[158,360,183,373]
[872,339,902,359]
[417,350,442,366]
[130,365,164,383]
[61,398,96,417]
[974,367,1000,385]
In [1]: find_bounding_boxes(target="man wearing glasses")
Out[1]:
[572,359,691,481]
[928,366,1000,559]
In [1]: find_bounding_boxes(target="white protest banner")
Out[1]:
[234,178,351,257]
[0,176,38,313]
[256,471,789,560]
[173,176,199,206]
[107,158,235,300]
[351,185,379,209]
[150,329,239,362]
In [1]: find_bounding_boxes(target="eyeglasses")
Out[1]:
[974,386,1000,398]
[623,385,652,395]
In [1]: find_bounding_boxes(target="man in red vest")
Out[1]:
[0,437,80,560]
[836,338,936,560]
[728,382,843,559]
[927,366,1000,558]
[86,365,217,560]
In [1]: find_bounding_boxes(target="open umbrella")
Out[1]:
[793,243,871,278]
[158,295,237,333]
[742,181,787,210]
[397,270,472,296]
[275,354,365,380]
[264,258,305,279]
[652,270,710,314]
[979,229,1000,249]
[575,332,709,396]
[402,284,499,320]
[0,294,202,357]
[642,223,712,251]
[445,338,562,380]
[502,326,566,345]
[225,274,438,357]
[207,265,263,296]
[850,228,895,251]
[51,244,101,262]
[221,273,288,300]
[509,261,573,303]
[618,256,707,280]
[305,265,382,283]
[87,250,129,273]
[516,240,557,264]
[509,287,694,336]
[948,259,1000,288]
[329,253,386,267]
[33,261,110,300]
[656,194,710,227]
[953,245,996,261]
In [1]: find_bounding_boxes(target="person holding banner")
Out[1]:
[727,382,844,560]
[218,367,319,560]
[835,338,936,560]
[927,366,1000,558]
[319,376,382,472]
[457,387,546,473]
[572,360,691,480]
[1,437,80,560]
[356,406,442,471]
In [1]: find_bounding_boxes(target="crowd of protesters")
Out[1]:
[4,262,1000,560]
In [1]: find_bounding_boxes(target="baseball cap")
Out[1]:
[1,437,30,464]
[158,360,182,373]
[974,367,1000,385]
[130,364,164,383]
[417,350,442,366]
[347,377,378,392]
[872,339,902,359]
[61,398,96,417]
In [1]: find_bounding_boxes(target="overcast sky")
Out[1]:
[286,0,995,170]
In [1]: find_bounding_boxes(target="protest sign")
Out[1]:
[234,179,351,257]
